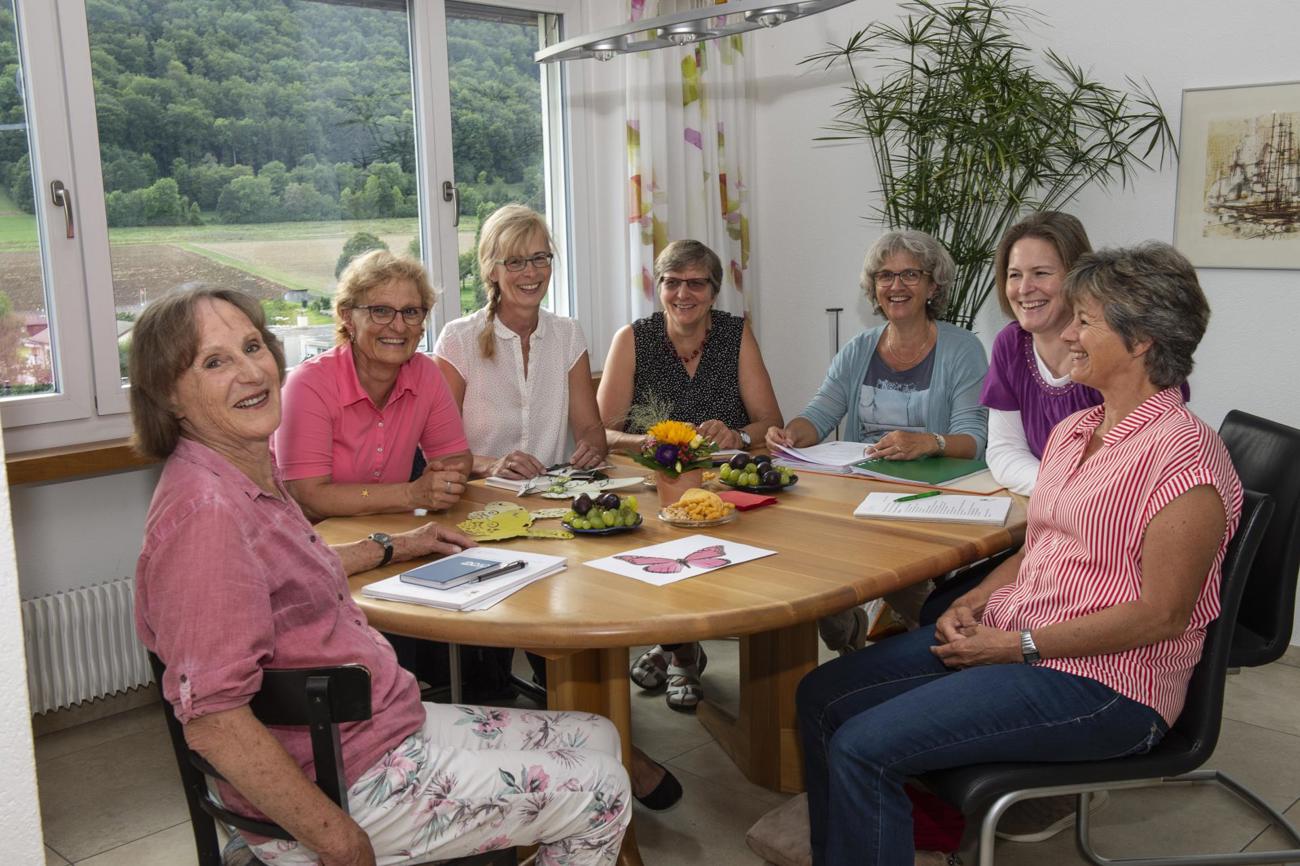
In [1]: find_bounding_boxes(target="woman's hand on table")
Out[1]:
[490,450,547,479]
[392,522,477,562]
[930,622,1021,669]
[409,462,467,511]
[696,419,741,450]
[765,425,795,450]
[568,438,606,469]
[867,430,940,461]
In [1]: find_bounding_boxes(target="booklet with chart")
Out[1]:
[853,491,1012,525]
[362,547,566,611]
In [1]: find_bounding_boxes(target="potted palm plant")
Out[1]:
[803,0,1176,328]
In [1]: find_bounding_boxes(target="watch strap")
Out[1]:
[369,533,394,568]
[1020,630,1040,664]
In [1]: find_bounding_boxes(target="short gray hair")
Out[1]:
[1063,242,1209,389]
[654,239,723,297]
[859,230,956,320]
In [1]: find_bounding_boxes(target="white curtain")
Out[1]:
[625,0,754,319]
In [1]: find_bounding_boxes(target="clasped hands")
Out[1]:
[409,458,468,511]
[930,604,1021,668]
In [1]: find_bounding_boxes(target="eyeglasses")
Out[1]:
[660,277,713,292]
[873,268,931,288]
[353,304,429,325]
[496,252,555,272]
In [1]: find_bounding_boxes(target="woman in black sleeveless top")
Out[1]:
[597,239,782,711]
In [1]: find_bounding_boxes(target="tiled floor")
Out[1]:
[35,642,1300,865]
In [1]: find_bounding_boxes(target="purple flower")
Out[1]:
[655,444,679,465]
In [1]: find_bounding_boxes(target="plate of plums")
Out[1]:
[561,492,644,534]
[717,452,798,493]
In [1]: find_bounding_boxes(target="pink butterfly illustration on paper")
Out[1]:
[614,544,730,574]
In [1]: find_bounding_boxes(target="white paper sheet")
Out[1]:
[585,534,777,586]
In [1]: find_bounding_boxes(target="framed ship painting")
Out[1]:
[1174,81,1300,268]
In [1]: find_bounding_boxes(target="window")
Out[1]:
[0,0,576,453]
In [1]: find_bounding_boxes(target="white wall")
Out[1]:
[0,441,50,861]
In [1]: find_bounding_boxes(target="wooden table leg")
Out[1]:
[547,648,644,866]
[697,620,817,793]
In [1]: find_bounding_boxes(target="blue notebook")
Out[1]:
[399,554,526,590]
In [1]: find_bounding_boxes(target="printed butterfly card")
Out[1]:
[586,534,777,586]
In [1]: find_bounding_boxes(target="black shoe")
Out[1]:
[635,765,683,811]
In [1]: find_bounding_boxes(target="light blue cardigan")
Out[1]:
[798,321,989,458]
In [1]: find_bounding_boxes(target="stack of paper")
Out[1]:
[362,547,566,611]
[853,491,1011,525]
[770,440,872,472]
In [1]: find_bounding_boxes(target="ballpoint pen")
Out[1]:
[895,490,942,503]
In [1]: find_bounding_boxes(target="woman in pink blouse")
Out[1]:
[797,242,1242,866]
[275,250,472,520]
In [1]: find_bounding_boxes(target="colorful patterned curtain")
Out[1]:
[626,0,754,319]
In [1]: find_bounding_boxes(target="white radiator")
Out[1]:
[21,577,151,714]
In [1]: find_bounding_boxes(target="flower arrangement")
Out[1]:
[631,420,718,479]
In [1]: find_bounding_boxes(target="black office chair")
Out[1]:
[921,490,1300,866]
[1217,410,1300,667]
[148,653,516,866]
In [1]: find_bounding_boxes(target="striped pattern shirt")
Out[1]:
[983,388,1242,724]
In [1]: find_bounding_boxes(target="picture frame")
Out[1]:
[1173,81,1300,268]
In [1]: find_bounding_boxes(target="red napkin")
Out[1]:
[717,490,777,510]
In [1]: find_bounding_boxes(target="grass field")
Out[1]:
[0,205,482,313]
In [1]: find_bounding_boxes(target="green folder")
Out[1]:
[850,455,988,487]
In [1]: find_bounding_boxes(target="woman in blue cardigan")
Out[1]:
[766,229,988,649]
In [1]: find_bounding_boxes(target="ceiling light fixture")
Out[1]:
[535,0,856,64]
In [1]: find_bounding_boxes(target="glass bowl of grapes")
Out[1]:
[717,453,798,492]
[562,492,644,534]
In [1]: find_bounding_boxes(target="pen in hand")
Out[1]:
[895,490,941,503]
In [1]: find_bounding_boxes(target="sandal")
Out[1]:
[630,645,670,691]
[665,643,708,712]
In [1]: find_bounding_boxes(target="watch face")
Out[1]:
[739,430,751,446]
[371,532,392,545]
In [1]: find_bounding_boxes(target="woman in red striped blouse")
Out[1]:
[797,242,1243,866]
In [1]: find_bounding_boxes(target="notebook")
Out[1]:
[849,456,989,487]
[363,547,566,611]
[853,491,1012,525]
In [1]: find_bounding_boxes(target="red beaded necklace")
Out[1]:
[667,323,710,365]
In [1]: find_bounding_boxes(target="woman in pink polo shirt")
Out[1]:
[275,250,472,520]
[797,243,1243,866]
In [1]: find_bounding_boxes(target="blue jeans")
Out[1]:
[796,627,1167,866]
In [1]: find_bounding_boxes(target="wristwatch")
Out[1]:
[368,532,394,568]
[932,433,947,455]
[737,429,752,447]
[1020,630,1041,664]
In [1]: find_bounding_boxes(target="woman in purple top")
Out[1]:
[981,212,1100,495]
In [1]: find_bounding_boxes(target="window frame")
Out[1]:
[0,0,589,454]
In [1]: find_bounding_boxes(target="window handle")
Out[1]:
[50,180,74,239]
[442,180,459,227]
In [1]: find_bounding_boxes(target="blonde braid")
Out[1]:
[478,282,500,359]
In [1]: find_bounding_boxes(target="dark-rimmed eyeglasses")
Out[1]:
[660,277,712,292]
[873,268,930,288]
[353,304,429,325]
[495,252,555,272]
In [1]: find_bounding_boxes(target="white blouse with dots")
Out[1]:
[434,307,588,467]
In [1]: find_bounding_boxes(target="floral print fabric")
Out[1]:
[250,702,631,866]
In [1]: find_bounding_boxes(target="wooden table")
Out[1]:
[317,469,1025,866]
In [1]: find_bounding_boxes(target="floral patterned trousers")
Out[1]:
[251,702,632,866]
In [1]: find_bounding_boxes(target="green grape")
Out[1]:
[625,494,639,512]
[720,465,733,481]
[588,513,604,529]
[745,462,758,474]
[575,519,590,530]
